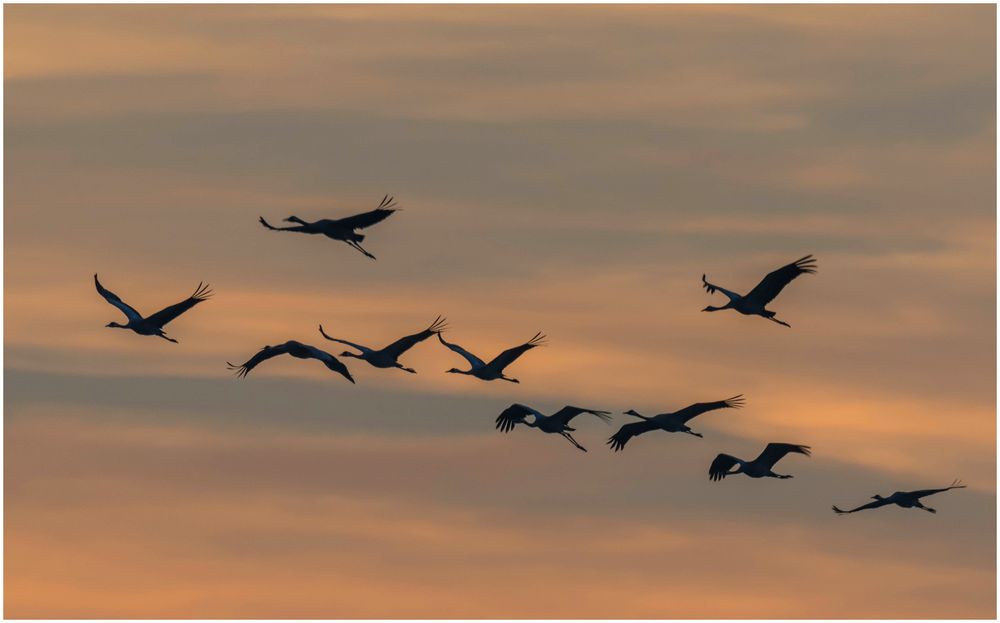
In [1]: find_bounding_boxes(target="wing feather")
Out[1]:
[832,498,893,514]
[709,453,741,481]
[495,404,537,433]
[380,316,447,359]
[318,325,373,354]
[438,333,486,368]
[548,406,612,428]
[94,274,143,323]
[673,394,745,423]
[226,343,290,378]
[486,332,546,372]
[754,443,811,470]
[743,255,817,306]
[607,420,659,452]
[908,480,966,499]
[334,196,398,230]
[145,282,213,328]
[301,344,355,383]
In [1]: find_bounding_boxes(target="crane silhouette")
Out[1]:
[94,274,211,343]
[259,194,398,260]
[318,316,447,373]
[495,404,612,452]
[607,395,744,451]
[701,255,816,327]
[833,480,966,514]
[438,331,545,383]
[227,341,355,383]
[709,443,811,481]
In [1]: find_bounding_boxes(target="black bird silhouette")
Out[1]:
[701,255,817,327]
[709,443,811,481]
[439,331,545,383]
[608,395,744,451]
[94,274,211,343]
[495,404,612,452]
[227,341,354,383]
[259,194,398,260]
[833,480,966,515]
[318,316,447,373]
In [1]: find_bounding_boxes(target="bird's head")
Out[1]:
[702,305,720,312]
[106,321,126,328]
[624,409,641,416]
[872,494,884,501]
[340,351,360,359]
[445,367,463,374]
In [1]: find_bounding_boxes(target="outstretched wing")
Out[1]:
[832,499,893,514]
[709,454,741,481]
[673,394,745,423]
[318,325,373,354]
[908,480,967,499]
[145,282,213,328]
[94,274,143,323]
[381,316,447,359]
[486,332,546,372]
[226,343,289,378]
[495,403,540,433]
[334,195,398,230]
[438,333,486,368]
[743,255,817,307]
[548,406,612,428]
[607,420,659,452]
[754,443,811,470]
[300,344,355,383]
[701,274,742,302]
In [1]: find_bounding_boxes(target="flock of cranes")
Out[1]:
[94,195,967,516]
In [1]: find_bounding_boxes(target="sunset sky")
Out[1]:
[4,4,996,618]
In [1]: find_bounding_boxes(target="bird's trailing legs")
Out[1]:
[684,430,704,438]
[158,332,178,344]
[916,502,937,514]
[768,316,791,328]
[346,240,377,260]
[561,432,587,452]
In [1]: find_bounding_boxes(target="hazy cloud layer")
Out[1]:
[4,4,995,617]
